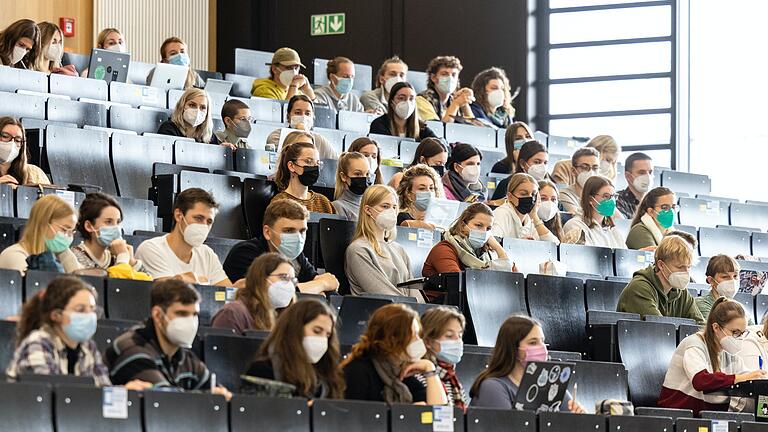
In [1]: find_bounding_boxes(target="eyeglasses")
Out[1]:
[575,164,599,172]
[269,273,298,285]
[50,223,76,237]
[594,193,616,201]
[0,132,24,146]
[723,327,749,339]
[292,158,323,168]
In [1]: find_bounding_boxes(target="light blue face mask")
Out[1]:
[168,52,190,67]
[467,228,490,250]
[513,138,528,150]
[97,225,123,247]
[413,191,433,211]
[63,311,98,343]
[335,76,354,94]
[274,232,306,260]
[437,339,464,365]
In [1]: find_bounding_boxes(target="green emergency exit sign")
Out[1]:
[311,13,345,36]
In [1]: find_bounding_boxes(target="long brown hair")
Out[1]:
[514,140,547,174]
[0,117,33,184]
[342,303,420,366]
[421,306,466,358]
[448,202,493,237]
[471,67,512,116]
[703,297,745,372]
[17,276,96,346]
[0,19,40,68]
[408,137,448,167]
[274,132,316,190]
[239,253,288,330]
[470,315,539,398]
[348,137,383,184]
[539,180,564,240]
[386,81,420,139]
[580,175,614,228]
[256,299,344,398]
[498,122,534,172]
[630,186,675,227]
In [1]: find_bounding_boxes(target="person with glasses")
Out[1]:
[0,195,81,275]
[558,147,601,215]
[212,253,296,334]
[0,117,50,187]
[215,99,252,149]
[266,95,338,160]
[562,176,627,248]
[252,47,315,102]
[7,276,150,389]
[271,132,334,214]
[658,297,765,415]
[313,56,365,114]
[626,187,677,250]
[551,135,622,186]
[618,235,704,324]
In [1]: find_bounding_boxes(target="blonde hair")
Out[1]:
[160,36,198,89]
[334,151,367,199]
[655,235,694,268]
[396,163,442,210]
[19,195,76,255]
[35,22,63,71]
[353,184,398,258]
[421,306,466,357]
[96,28,122,49]
[587,135,621,159]
[170,88,213,143]
[505,172,538,196]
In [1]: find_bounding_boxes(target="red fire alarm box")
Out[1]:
[60,18,75,37]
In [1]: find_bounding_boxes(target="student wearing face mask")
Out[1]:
[558,147,601,214]
[271,132,334,214]
[617,235,704,324]
[33,22,76,76]
[551,135,621,186]
[696,256,750,324]
[388,137,447,190]
[212,253,294,334]
[416,56,475,123]
[332,152,371,220]
[345,185,423,301]
[71,192,146,275]
[361,56,409,114]
[252,47,315,101]
[313,56,365,113]
[0,195,81,275]
[135,188,232,286]
[562,176,627,248]
[659,298,765,415]
[157,88,236,149]
[223,199,339,293]
[469,67,514,129]
[491,140,549,202]
[0,116,50,187]
[146,36,204,89]
[343,304,448,405]
[626,187,677,250]
[538,180,565,242]
[421,306,468,409]
[0,19,39,69]
[246,299,344,399]
[492,173,559,244]
[396,164,442,230]
[492,122,535,175]
[442,143,486,202]
[7,276,149,390]
[80,28,126,78]
[105,280,232,400]
[215,99,251,149]
[470,315,586,412]
[616,152,654,219]
[266,95,338,160]
[369,82,437,141]
[423,203,515,276]
[347,137,384,184]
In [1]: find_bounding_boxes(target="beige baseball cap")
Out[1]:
[268,47,305,68]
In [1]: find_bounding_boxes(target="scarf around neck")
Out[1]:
[372,356,413,404]
[443,229,492,270]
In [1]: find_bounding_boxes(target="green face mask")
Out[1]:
[45,230,73,254]
[656,209,675,229]
[595,197,616,218]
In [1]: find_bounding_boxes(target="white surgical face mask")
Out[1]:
[720,334,743,355]
[537,200,558,222]
[268,279,295,308]
[406,338,427,362]
[181,219,210,247]
[46,43,63,62]
[460,164,480,184]
[599,160,614,178]
[383,76,404,93]
[289,114,313,131]
[366,156,378,174]
[303,335,329,364]
[279,68,298,87]
[394,100,416,120]
[661,263,690,290]
[164,314,199,349]
[0,141,20,164]
[632,173,653,194]
[715,279,738,299]
[576,170,595,187]
[372,207,397,231]
[527,163,547,181]
[11,46,28,65]
[487,89,505,110]
[183,108,207,128]
[105,43,126,53]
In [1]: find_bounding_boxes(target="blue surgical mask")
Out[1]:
[45,229,73,254]
[63,311,98,343]
[335,76,354,94]
[413,191,433,211]
[168,52,190,67]
[97,225,123,247]
[273,232,306,260]
[437,339,464,365]
[467,228,491,250]
[513,139,528,150]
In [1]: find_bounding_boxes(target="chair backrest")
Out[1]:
[731,202,768,232]
[445,123,496,148]
[0,269,23,319]
[479,149,505,177]
[698,227,751,257]
[318,218,356,295]
[242,177,278,236]
[0,67,47,93]
[313,104,337,129]
[337,296,393,347]
[537,412,606,432]
[368,134,400,160]
[584,279,626,312]
[569,359,629,416]
[614,249,654,278]
[547,135,583,155]
[109,81,167,109]
[559,243,614,278]
[110,105,170,134]
[113,196,157,234]
[105,278,153,321]
[234,48,273,78]
[178,171,247,239]
[338,111,377,133]
[389,404,464,432]
[203,333,265,391]
[455,350,490,403]
[194,284,227,326]
[174,140,234,172]
[466,408,536,432]
[753,232,768,259]
[232,97,283,123]
[526,274,587,353]
[0,320,16,373]
[312,399,389,432]
[112,133,174,199]
[47,98,108,127]
[661,171,711,196]
[464,269,527,347]
[617,319,676,407]
[394,227,441,277]
[46,125,116,194]
[224,73,256,98]
[502,237,558,275]
[230,395,310,432]
[233,147,274,176]
[0,381,52,430]
[50,74,108,101]
[607,415,674,432]
[0,91,45,119]
[678,197,729,228]
[55,384,141,431]
[643,315,698,327]
[93,324,121,354]
[313,128,345,155]
[143,390,228,431]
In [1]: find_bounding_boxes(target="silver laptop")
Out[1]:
[149,62,188,91]
[87,48,130,84]
[204,78,233,95]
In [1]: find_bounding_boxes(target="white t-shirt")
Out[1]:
[135,235,228,284]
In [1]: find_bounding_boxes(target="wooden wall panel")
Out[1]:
[0,0,94,55]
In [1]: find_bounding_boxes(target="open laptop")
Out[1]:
[514,360,575,412]
[87,48,130,84]
[149,63,188,91]
[204,78,233,95]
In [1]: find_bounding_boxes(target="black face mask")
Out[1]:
[348,176,371,196]
[431,164,446,177]
[297,165,320,187]
[515,195,536,215]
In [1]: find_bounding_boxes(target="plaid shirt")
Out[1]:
[6,326,111,386]
[616,187,640,220]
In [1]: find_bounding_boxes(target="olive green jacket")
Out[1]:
[617,265,705,325]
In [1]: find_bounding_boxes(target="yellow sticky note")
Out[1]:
[698,427,709,432]
[260,155,269,164]
[567,139,577,148]
[420,411,433,424]
[215,291,226,302]
[636,254,645,263]
[487,182,496,189]
[699,204,707,212]
[408,233,417,241]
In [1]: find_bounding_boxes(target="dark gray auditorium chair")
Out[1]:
[390,404,464,432]
[368,134,402,160]
[698,226,751,257]
[617,319,676,407]
[559,243,614,278]
[445,123,496,149]
[752,232,768,258]
[0,268,22,318]
[109,105,170,135]
[232,97,283,123]
[313,104,336,130]
[676,418,739,432]
[643,315,698,328]
[585,279,625,312]
[0,320,16,372]
[46,125,117,193]
[479,149,505,177]
[613,248,655,278]
[587,310,641,362]
[455,351,490,403]
[234,48,273,79]
[741,422,768,431]
[143,391,227,431]
[174,140,235,172]
[337,296,393,348]
[635,406,693,419]
[568,360,629,414]
[661,171,711,196]
[191,326,235,360]
[93,324,121,354]
[395,227,440,278]
[426,120,445,138]
[0,381,52,430]
[677,197,729,228]
[112,132,174,199]
[0,184,13,217]
[230,395,310,432]
[106,278,153,321]
[25,270,105,306]
[47,98,107,128]
[312,399,388,432]
[234,147,274,177]
[224,73,256,99]
[55,384,142,431]
[113,196,157,234]
[242,177,278,236]
[313,128,345,155]
[734,291,757,324]
[193,284,227,326]
[677,323,700,343]
[465,269,527,347]
[547,135,584,156]
[50,74,108,101]
[203,333,265,392]
[466,407,536,432]
[15,186,85,219]
[607,415,674,432]
[178,171,248,240]
[526,274,586,353]
[538,412,605,432]
[318,218,356,295]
